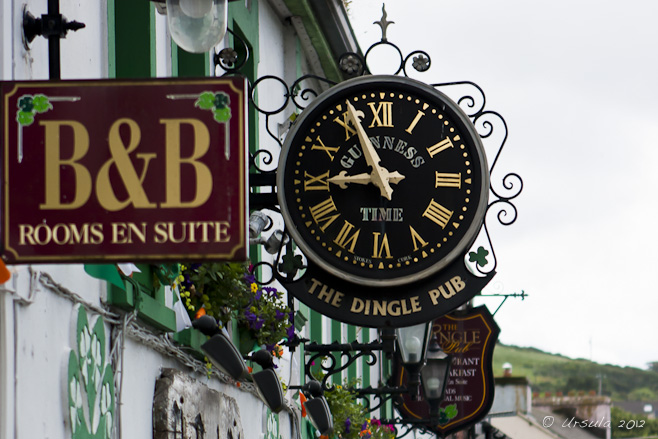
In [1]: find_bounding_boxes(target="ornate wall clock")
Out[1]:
[278,75,489,288]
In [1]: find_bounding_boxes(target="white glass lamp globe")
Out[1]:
[166,0,228,53]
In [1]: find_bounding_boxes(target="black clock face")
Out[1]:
[278,75,489,287]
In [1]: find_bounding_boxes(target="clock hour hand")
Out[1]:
[345,100,403,200]
[328,170,373,188]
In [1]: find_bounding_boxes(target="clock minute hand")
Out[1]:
[345,100,398,200]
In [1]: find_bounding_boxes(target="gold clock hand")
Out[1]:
[328,170,373,188]
[345,100,403,200]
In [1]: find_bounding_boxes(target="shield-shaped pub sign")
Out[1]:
[392,306,500,436]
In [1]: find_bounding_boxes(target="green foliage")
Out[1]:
[493,343,658,400]
[611,406,658,438]
[628,388,658,401]
[321,381,396,439]
[177,262,293,349]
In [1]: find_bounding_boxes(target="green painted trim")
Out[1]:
[107,285,176,332]
[149,3,157,77]
[136,290,177,331]
[106,265,176,332]
[229,0,260,58]
[331,320,342,384]
[173,328,208,359]
[283,0,342,82]
[294,309,308,331]
[107,0,116,78]
[309,309,323,343]
[176,47,207,77]
[331,319,341,343]
[362,328,371,386]
[347,325,357,382]
[112,0,153,78]
[171,40,179,76]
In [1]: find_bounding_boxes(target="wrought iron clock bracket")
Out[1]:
[225,5,522,301]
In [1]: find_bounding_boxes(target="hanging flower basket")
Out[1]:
[177,262,294,350]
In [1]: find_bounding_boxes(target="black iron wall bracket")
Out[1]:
[22,6,85,46]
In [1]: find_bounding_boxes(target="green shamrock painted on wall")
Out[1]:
[16,94,53,126]
[195,91,232,123]
[68,306,115,439]
[468,246,490,268]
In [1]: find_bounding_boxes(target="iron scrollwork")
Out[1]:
[214,7,523,292]
[218,4,522,300]
[216,5,524,431]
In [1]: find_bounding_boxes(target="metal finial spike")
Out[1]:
[374,3,394,42]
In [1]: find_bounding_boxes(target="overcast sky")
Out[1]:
[347,0,658,370]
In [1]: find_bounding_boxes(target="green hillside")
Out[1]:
[492,343,658,401]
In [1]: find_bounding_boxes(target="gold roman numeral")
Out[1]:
[435,172,461,188]
[372,232,393,259]
[309,197,340,231]
[304,171,330,191]
[427,137,454,158]
[333,112,357,141]
[334,220,360,252]
[310,135,340,160]
[405,110,425,134]
[367,101,393,128]
[422,199,453,228]
[409,225,429,251]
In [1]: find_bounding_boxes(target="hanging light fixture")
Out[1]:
[420,340,453,420]
[152,0,229,53]
[395,322,432,398]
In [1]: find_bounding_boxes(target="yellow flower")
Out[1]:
[250,283,259,293]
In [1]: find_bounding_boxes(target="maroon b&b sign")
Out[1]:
[393,306,500,436]
[1,78,248,263]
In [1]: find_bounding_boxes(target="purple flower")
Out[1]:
[244,273,256,284]
[245,309,257,322]
[345,417,351,434]
[244,310,264,330]
[288,311,295,323]
[254,289,262,300]
[275,310,286,321]
[286,325,295,339]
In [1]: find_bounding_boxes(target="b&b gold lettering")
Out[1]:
[39,118,213,211]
